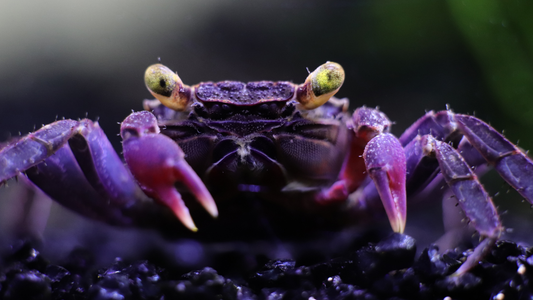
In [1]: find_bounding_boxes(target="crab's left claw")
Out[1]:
[121,111,217,231]
[364,133,407,233]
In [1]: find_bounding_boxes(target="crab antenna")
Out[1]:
[145,64,192,111]
[296,62,345,110]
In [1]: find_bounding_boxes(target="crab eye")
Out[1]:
[296,62,345,110]
[144,64,191,111]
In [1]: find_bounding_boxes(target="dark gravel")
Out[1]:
[1,234,532,300]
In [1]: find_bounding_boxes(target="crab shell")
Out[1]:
[137,75,370,238]
[148,82,350,200]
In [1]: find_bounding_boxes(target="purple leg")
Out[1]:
[23,145,188,236]
[0,120,79,182]
[0,114,216,232]
[352,110,528,275]
[398,110,457,146]
[25,145,122,224]
[0,119,148,225]
[68,120,152,209]
[71,116,216,230]
[398,110,487,193]
[403,135,440,195]
[398,110,479,195]
[397,110,528,197]
[455,114,533,203]
[403,134,486,196]
[1,176,53,241]
[399,130,502,274]
[399,111,533,206]
[426,135,502,275]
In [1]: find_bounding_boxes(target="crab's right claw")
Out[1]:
[121,111,217,231]
[364,133,407,233]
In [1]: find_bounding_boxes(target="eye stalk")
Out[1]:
[144,64,191,111]
[296,62,345,110]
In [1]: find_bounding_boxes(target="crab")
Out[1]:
[1,62,533,276]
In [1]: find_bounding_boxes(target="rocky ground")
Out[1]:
[1,233,532,300]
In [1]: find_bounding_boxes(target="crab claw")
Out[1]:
[364,133,407,233]
[121,111,217,231]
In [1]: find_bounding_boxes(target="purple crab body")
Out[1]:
[1,62,533,276]
[155,101,350,205]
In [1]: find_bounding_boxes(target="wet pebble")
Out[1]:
[2,235,533,299]
[2,270,51,300]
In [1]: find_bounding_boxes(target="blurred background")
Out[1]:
[1,0,533,264]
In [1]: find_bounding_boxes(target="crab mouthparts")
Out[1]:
[237,184,267,193]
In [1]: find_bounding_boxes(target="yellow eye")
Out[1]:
[144,64,191,111]
[311,62,344,97]
[145,64,178,97]
[297,62,345,110]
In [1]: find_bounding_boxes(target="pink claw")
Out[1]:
[121,111,217,231]
[363,133,407,233]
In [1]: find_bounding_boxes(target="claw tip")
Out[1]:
[203,198,219,219]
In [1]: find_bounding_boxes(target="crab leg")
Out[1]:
[455,115,533,203]
[24,142,198,235]
[67,120,153,209]
[355,131,488,209]
[403,135,441,195]
[0,120,79,182]
[396,131,502,275]
[425,135,503,276]
[398,111,533,202]
[0,115,216,231]
[402,134,486,194]
[25,146,125,224]
[398,110,457,147]
[73,116,216,230]
[0,120,150,225]
[121,111,217,232]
